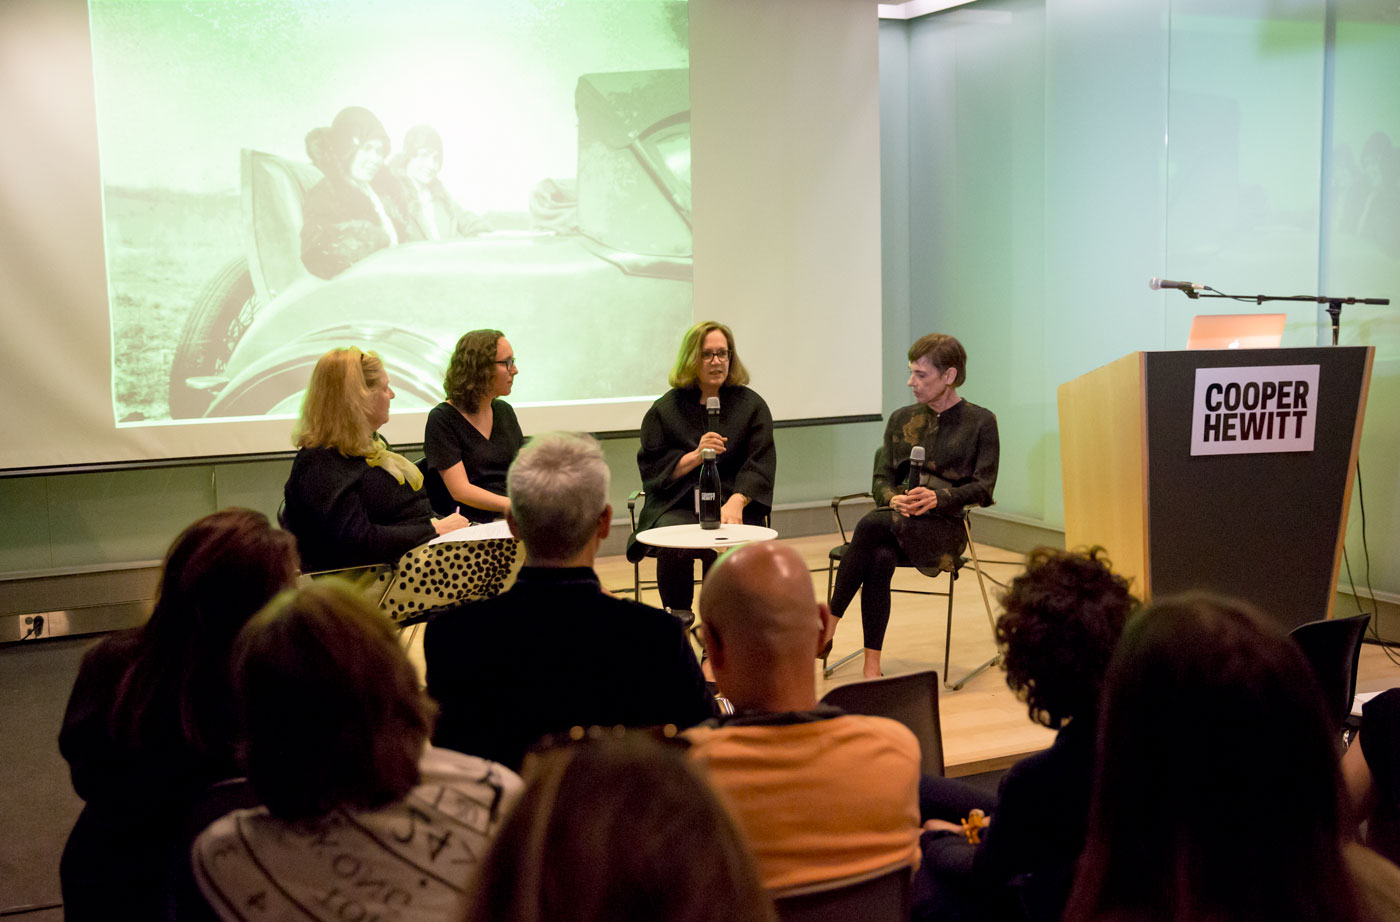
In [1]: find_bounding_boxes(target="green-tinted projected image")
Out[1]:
[91,0,691,424]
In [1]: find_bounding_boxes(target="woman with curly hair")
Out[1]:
[913,546,1139,922]
[1065,594,1400,922]
[423,329,523,521]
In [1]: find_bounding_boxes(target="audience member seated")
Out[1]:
[468,729,775,922]
[282,346,467,571]
[1065,593,1400,922]
[425,432,713,771]
[915,547,1138,922]
[1345,687,1400,867]
[58,509,298,922]
[684,541,922,892]
[191,581,522,922]
[423,329,523,521]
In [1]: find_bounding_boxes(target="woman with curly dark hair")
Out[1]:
[913,546,1138,922]
[423,329,523,521]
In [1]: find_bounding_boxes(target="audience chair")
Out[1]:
[772,865,911,922]
[1289,612,1371,736]
[823,490,1000,690]
[819,669,944,777]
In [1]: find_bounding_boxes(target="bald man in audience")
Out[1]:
[685,542,922,892]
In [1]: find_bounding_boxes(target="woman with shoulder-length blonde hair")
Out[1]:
[422,329,523,522]
[282,347,468,571]
[628,321,775,616]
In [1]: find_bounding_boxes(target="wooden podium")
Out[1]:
[1057,346,1372,630]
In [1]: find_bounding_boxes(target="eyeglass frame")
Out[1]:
[700,349,730,363]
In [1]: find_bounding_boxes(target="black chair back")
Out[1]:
[1289,612,1370,732]
[773,866,910,922]
[820,670,944,777]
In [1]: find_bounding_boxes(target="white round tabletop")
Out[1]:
[634,523,778,550]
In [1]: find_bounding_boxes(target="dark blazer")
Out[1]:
[282,443,436,572]
[424,566,714,771]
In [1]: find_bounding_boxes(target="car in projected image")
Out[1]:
[168,69,692,419]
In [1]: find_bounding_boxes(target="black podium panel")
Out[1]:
[1144,347,1368,631]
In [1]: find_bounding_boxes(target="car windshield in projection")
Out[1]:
[90,0,691,425]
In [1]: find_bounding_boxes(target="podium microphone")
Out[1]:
[907,446,925,489]
[1149,277,1207,292]
[706,396,720,433]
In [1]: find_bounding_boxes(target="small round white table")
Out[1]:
[634,522,778,550]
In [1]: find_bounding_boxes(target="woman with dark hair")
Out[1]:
[301,105,414,278]
[58,508,299,921]
[423,329,523,521]
[283,346,468,570]
[467,730,775,922]
[192,581,523,922]
[914,547,1138,922]
[825,333,999,678]
[1065,594,1400,922]
[628,320,776,616]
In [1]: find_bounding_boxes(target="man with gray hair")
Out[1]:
[425,432,713,770]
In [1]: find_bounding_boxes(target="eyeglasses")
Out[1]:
[701,349,730,363]
[496,356,517,370]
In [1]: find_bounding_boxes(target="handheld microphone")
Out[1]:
[1149,277,1207,292]
[706,396,720,433]
[907,446,925,489]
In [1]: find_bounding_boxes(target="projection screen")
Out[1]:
[0,0,883,472]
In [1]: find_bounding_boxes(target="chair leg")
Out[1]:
[944,519,1001,691]
[634,559,642,601]
[824,648,862,679]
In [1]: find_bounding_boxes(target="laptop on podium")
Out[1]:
[1186,313,1287,350]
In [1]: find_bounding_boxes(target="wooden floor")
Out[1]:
[408,531,1400,779]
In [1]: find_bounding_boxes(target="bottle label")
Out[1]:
[700,492,716,501]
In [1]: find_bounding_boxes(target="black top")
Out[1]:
[628,385,776,561]
[1362,688,1400,866]
[300,175,412,279]
[423,400,524,521]
[875,400,999,515]
[59,632,242,921]
[282,440,437,572]
[920,716,1096,919]
[424,566,714,771]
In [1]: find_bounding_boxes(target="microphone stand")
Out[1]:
[1178,287,1390,346]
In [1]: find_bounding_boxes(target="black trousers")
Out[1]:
[650,506,718,612]
[828,508,966,650]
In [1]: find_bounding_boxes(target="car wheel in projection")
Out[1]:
[168,257,257,419]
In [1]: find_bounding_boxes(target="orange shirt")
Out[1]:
[686,713,922,892]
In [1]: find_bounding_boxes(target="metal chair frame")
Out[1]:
[823,492,1000,690]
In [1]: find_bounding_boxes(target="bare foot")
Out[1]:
[863,648,882,679]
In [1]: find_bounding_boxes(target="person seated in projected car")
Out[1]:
[389,124,492,242]
[823,333,999,679]
[301,106,415,279]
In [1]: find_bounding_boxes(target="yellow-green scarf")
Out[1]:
[364,438,423,489]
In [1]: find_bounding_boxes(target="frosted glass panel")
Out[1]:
[895,0,1399,589]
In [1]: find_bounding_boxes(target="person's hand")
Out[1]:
[903,487,939,516]
[922,819,964,835]
[720,494,746,525]
[697,431,728,456]
[431,513,471,535]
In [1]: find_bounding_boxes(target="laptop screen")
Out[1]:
[1187,313,1287,350]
